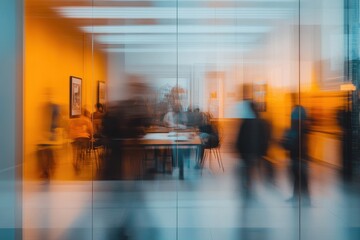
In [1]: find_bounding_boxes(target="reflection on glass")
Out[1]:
[22,0,360,239]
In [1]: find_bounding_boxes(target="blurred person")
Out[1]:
[163,107,176,127]
[162,103,190,179]
[234,83,271,199]
[101,100,148,180]
[180,106,215,169]
[99,181,159,240]
[192,107,204,126]
[100,103,124,180]
[92,103,105,137]
[187,106,209,128]
[68,108,93,173]
[101,79,152,180]
[185,106,195,127]
[163,103,187,129]
[37,99,61,180]
[236,100,270,199]
[336,106,353,181]
[281,105,310,205]
[155,100,169,125]
[91,103,105,153]
[99,80,159,239]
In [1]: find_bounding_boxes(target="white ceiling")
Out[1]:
[28,0,300,73]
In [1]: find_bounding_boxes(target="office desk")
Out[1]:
[119,132,201,179]
[145,126,198,133]
[140,132,201,145]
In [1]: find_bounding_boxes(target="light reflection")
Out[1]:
[81,25,272,34]
[103,46,254,53]
[95,34,259,44]
[55,6,295,19]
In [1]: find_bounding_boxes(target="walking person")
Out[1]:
[282,105,310,205]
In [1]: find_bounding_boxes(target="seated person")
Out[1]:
[184,106,195,127]
[92,103,105,147]
[68,109,93,169]
[188,107,210,128]
[163,104,187,129]
[92,103,104,138]
[163,104,188,179]
[69,109,93,140]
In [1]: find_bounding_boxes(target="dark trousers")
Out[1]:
[241,155,259,196]
[37,146,55,179]
[290,160,309,198]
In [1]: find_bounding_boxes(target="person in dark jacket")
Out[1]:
[236,101,270,198]
[282,105,310,204]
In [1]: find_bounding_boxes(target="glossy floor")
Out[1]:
[23,151,360,240]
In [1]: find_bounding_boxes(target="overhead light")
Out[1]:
[103,46,253,53]
[95,34,260,44]
[55,7,294,19]
[96,34,176,44]
[81,25,271,34]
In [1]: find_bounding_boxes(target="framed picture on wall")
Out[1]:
[98,81,106,105]
[70,76,82,118]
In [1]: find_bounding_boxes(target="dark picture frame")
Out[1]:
[97,81,106,105]
[70,76,82,118]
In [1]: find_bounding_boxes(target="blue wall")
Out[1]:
[0,0,23,239]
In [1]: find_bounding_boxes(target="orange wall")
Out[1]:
[24,15,107,157]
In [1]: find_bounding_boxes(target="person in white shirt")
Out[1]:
[163,104,187,129]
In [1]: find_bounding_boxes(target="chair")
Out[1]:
[90,137,104,174]
[200,124,224,172]
[72,137,91,172]
[202,141,224,172]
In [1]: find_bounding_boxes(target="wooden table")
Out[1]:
[145,126,199,133]
[120,132,201,179]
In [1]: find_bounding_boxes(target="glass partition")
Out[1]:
[299,0,360,240]
[177,1,301,239]
[22,0,360,240]
[90,0,179,239]
[23,0,96,238]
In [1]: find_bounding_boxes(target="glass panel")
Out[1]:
[178,0,300,240]
[0,1,22,238]
[23,0,96,238]
[90,0,178,239]
[22,0,360,240]
[299,0,360,240]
